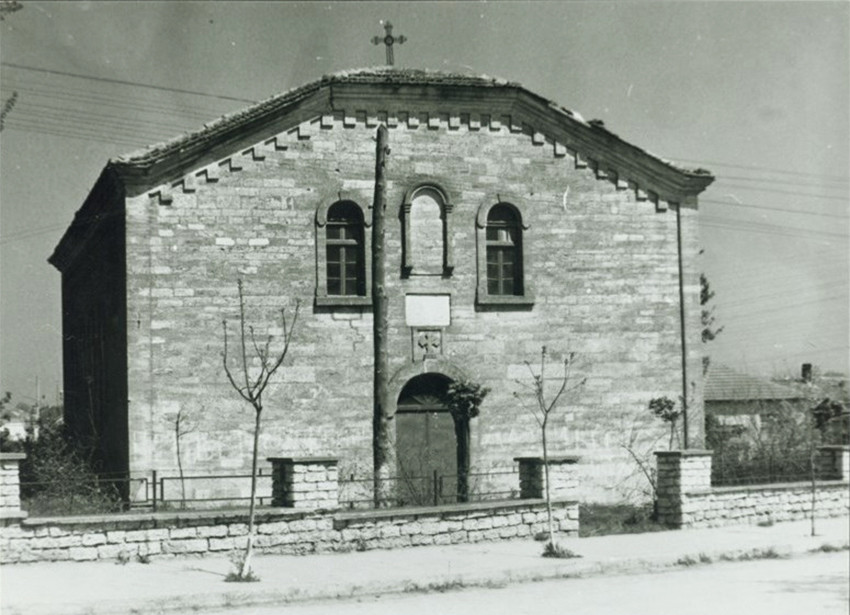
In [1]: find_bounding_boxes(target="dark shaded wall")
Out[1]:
[59,183,128,481]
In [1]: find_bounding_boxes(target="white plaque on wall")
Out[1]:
[405,294,451,327]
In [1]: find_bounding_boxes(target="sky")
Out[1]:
[1,1,848,403]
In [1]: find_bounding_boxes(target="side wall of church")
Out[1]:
[124,111,702,504]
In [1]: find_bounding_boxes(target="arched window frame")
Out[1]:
[315,199,372,307]
[475,199,534,307]
[401,182,455,277]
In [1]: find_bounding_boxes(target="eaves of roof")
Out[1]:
[107,67,714,200]
[705,364,804,402]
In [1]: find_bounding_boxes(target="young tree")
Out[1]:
[168,403,200,509]
[514,347,585,552]
[442,380,489,503]
[222,280,299,580]
[648,396,683,450]
[700,272,724,375]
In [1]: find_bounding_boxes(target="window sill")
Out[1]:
[475,294,535,309]
[315,295,372,308]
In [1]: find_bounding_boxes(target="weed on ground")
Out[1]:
[579,504,669,537]
[542,542,582,559]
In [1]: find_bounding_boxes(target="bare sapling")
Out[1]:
[171,404,199,509]
[514,346,585,553]
[222,279,299,581]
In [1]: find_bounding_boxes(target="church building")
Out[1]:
[49,67,713,505]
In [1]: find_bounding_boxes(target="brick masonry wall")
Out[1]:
[123,109,703,504]
[0,499,578,564]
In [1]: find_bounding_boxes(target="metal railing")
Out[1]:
[710,454,815,487]
[18,468,520,516]
[338,470,518,509]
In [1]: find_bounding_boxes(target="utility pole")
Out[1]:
[372,125,391,507]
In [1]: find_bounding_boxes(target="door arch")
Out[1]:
[395,373,457,506]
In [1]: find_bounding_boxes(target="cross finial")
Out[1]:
[372,21,406,66]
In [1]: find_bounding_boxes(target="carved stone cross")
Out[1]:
[372,21,406,66]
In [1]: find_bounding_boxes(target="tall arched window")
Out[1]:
[486,204,522,296]
[326,201,365,297]
[475,200,533,307]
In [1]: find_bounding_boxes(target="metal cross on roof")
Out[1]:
[372,21,406,66]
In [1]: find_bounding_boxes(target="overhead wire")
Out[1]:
[0,62,257,104]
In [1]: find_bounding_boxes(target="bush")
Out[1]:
[18,416,122,516]
[706,404,816,486]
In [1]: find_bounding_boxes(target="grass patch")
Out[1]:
[810,543,849,554]
[542,542,582,559]
[579,503,669,537]
[720,547,787,563]
[756,518,775,528]
[225,570,261,583]
[676,555,699,566]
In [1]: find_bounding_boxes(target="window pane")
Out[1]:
[327,277,341,296]
[325,201,366,297]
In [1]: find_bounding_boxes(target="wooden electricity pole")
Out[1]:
[372,125,392,507]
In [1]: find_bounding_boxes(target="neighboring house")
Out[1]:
[49,67,713,504]
[704,364,804,430]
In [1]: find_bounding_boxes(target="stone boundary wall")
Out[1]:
[0,498,577,564]
[655,447,850,528]
[680,481,849,529]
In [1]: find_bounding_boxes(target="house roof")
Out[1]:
[108,67,714,198]
[50,67,715,272]
[704,364,804,402]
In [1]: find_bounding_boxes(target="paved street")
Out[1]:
[202,552,849,615]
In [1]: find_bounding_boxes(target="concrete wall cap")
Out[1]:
[267,457,339,465]
[0,453,26,461]
[654,449,713,457]
[514,455,581,464]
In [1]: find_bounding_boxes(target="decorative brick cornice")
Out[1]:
[52,69,715,267]
[103,69,711,202]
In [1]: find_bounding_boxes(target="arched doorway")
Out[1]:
[395,373,457,506]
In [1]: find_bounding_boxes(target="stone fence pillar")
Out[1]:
[514,455,580,500]
[818,445,850,481]
[267,457,339,510]
[1,453,27,524]
[654,450,712,528]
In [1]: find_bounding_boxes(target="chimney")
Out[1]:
[802,363,813,383]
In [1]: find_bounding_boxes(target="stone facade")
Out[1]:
[0,453,26,522]
[515,456,580,500]
[269,457,339,509]
[655,448,850,528]
[50,69,713,504]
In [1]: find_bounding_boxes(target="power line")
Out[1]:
[713,174,850,191]
[3,82,228,124]
[713,182,849,203]
[702,199,849,219]
[673,157,849,183]
[0,62,257,104]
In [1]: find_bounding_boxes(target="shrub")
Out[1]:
[18,415,121,516]
[542,542,581,559]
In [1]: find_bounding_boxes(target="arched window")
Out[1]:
[326,201,365,296]
[475,200,533,307]
[315,199,371,307]
[485,205,522,296]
